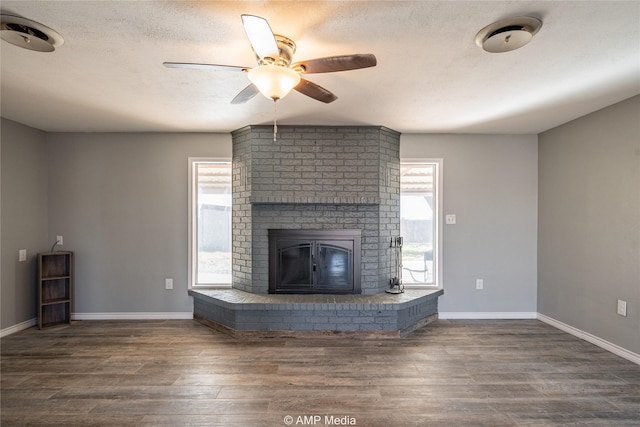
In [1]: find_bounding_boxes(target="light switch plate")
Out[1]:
[445,214,457,225]
[617,300,627,316]
[18,249,27,262]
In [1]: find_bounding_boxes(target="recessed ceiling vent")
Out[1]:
[1,14,64,52]
[475,16,542,53]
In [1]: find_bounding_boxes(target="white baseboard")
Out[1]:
[537,313,640,365]
[72,312,193,320]
[1,317,36,338]
[439,312,538,319]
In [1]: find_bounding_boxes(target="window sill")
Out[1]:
[403,284,441,290]
[191,284,233,290]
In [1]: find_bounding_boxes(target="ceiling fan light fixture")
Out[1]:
[475,16,542,53]
[248,64,301,100]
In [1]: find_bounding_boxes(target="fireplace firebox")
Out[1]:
[269,229,362,294]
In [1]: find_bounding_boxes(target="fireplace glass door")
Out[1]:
[316,242,353,290]
[269,230,361,294]
[277,241,313,291]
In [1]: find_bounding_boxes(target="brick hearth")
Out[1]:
[190,288,443,338]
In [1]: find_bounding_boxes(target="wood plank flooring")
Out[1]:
[2,319,639,426]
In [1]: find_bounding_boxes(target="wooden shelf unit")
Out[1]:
[38,251,74,329]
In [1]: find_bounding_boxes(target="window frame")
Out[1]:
[188,157,233,290]
[400,158,443,289]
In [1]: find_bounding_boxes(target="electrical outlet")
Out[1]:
[56,235,63,246]
[165,278,173,290]
[617,300,627,317]
[476,279,484,290]
[18,249,27,262]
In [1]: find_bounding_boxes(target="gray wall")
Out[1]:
[401,134,539,314]
[1,119,49,329]
[37,131,538,318]
[538,95,640,354]
[46,133,231,314]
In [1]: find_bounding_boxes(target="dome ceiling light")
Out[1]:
[475,16,542,53]
[1,14,64,52]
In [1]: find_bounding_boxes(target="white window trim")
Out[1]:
[400,158,443,290]
[188,157,232,290]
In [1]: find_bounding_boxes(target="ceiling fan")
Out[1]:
[163,14,377,104]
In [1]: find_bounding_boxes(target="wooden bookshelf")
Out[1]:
[38,252,73,329]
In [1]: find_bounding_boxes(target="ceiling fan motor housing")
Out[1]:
[260,35,297,67]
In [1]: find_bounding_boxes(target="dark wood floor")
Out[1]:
[1,319,639,426]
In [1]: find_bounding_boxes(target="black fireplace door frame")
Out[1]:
[268,229,361,294]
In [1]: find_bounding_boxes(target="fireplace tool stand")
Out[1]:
[386,236,404,294]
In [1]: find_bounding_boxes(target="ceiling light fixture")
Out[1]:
[247,64,301,141]
[0,14,64,52]
[248,64,301,101]
[475,16,542,53]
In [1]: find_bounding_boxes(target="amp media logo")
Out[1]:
[283,414,357,425]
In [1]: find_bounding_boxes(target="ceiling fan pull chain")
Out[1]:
[273,99,278,141]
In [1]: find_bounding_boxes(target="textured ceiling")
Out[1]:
[1,1,639,134]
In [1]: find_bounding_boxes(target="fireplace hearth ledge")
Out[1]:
[189,288,443,338]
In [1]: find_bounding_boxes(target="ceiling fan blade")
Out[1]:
[163,62,249,72]
[231,83,260,104]
[294,79,337,103]
[292,54,377,74]
[241,14,279,60]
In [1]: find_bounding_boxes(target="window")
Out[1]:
[400,160,442,287]
[189,159,232,288]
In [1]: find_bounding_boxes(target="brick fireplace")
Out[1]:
[231,125,400,295]
[189,124,443,337]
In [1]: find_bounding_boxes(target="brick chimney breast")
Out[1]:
[231,125,400,295]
